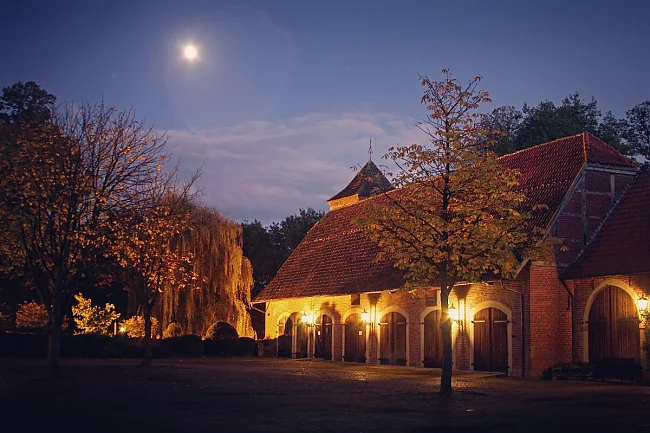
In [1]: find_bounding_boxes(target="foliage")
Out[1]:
[71,293,120,335]
[163,323,184,339]
[205,321,239,340]
[0,81,56,125]
[110,168,200,365]
[15,301,49,331]
[484,94,647,159]
[620,100,650,162]
[242,208,324,297]
[642,310,650,352]
[0,86,179,373]
[121,315,159,339]
[359,70,549,393]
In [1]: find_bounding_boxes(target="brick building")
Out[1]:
[253,133,649,377]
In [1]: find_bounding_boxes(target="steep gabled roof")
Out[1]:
[255,133,635,302]
[563,168,650,280]
[328,160,393,202]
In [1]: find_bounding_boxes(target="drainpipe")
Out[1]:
[497,281,526,378]
[250,303,266,314]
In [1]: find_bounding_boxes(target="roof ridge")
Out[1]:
[498,132,586,161]
[562,170,640,277]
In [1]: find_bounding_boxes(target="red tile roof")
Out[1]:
[255,133,636,302]
[563,168,650,280]
[328,160,393,202]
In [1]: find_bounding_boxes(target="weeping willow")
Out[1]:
[146,204,255,339]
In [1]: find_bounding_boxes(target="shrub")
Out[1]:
[542,362,592,380]
[204,322,238,340]
[15,301,49,332]
[163,322,184,339]
[121,315,159,338]
[164,334,204,356]
[71,293,120,335]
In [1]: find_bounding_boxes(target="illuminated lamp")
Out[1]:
[638,295,648,312]
[301,312,309,323]
[448,304,459,322]
[361,309,370,323]
[119,326,126,334]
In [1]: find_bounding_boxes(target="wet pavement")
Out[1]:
[1,357,650,432]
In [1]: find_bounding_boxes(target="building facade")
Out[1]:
[254,133,649,377]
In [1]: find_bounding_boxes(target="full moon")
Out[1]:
[184,45,198,61]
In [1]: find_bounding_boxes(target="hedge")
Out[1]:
[0,333,258,359]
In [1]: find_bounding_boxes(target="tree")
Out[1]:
[359,71,547,394]
[597,111,627,154]
[0,81,56,125]
[1,99,173,374]
[15,301,49,332]
[481,106,522,155]
[111,170,199,366]
[621,100,650,162]
[71,293,120,335]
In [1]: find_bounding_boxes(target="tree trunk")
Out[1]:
[142,305,152,367]
[440,273,453,394]
[47,295,63,376]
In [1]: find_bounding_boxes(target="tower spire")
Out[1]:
[368,137,373,161]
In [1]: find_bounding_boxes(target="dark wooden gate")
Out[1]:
[295,321,309,358]
[277,317,292,358]
[344,314,366,363]
[473,308,508,372]
[314,315,333,360]
[588,285,640,362]
[423,310,443,368]
[379,312,407,366]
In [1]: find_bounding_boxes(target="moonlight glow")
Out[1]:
[184,45,198,61]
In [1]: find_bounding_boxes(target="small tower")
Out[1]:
[326,160,393,211]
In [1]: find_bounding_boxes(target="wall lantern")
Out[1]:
[638,295,648,313]
[119,326,126,334]
[301,312,309,323]
[448,303,459,322]
[361,309,370,323]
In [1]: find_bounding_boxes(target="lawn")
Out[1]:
[1,358,649,432]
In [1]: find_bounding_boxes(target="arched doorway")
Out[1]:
[423,310,443,368]
[314,314,333,360]
[295,315,309,358]
[379,311,407,366]
[344,313,366,363]
[277,317,292,358]
[473,308,508,372]
[588,285,640,362]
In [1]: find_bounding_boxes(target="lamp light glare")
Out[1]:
[448,304,459,322]
[361,309,370,323]
[638,295,648,312]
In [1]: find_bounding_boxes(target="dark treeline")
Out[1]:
[483,93,650,161]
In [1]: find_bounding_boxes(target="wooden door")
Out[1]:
[588,285,640,362]
[423,310,443,368]
[379,312,407,365]
[295,321,309,358]
[473,308,508,372]
[315,315,333,360]
[344,314,366,362]
[277,317,292,358]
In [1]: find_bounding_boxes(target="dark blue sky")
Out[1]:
[2,0,648,222]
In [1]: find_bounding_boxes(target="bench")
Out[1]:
[592,357,643,383]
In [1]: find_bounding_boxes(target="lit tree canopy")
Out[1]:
[359,70,549,394]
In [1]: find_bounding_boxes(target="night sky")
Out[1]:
[2,0,648,223]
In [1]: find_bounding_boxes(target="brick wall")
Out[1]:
[527,262,573,376]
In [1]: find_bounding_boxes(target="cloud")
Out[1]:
[164,112,424,224]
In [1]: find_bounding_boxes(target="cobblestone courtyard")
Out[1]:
[1,358,650,432]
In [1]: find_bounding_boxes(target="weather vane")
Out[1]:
[369,138,373,161]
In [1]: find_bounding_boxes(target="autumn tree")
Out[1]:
[1,98,172,374]
[71,293,120,335]
[360,71,547,394]
[111,169,199,366]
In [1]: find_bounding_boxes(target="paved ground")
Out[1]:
[1,358,650,433]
